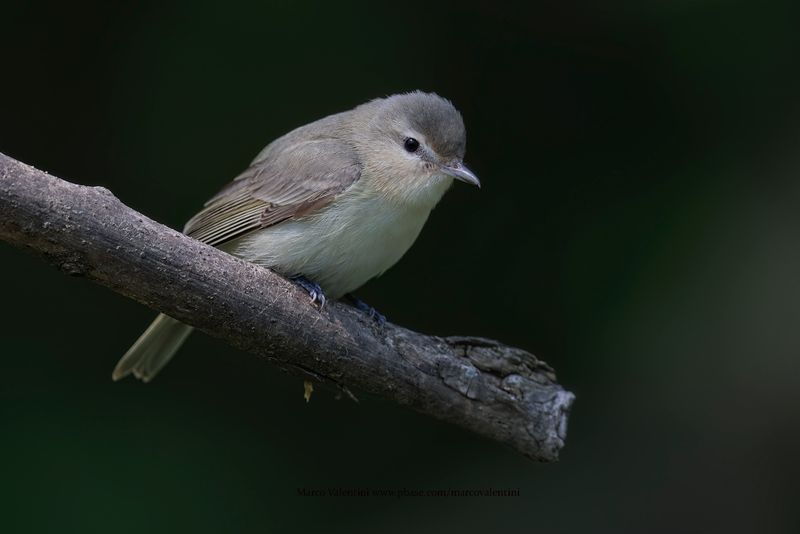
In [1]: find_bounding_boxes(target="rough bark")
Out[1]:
[0,152,574,461]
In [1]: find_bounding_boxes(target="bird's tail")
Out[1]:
[112,313,194,382]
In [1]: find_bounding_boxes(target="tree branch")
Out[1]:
[0,151,574,461]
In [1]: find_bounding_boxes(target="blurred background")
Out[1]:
[2,0,799,532]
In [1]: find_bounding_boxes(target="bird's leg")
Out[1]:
[290,275,326,308]
[343,294,386,325]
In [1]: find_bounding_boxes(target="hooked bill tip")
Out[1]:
[442,163,480,188]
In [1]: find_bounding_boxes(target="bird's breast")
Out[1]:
[230,180,443,298]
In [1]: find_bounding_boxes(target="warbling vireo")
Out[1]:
[112,91,479,382]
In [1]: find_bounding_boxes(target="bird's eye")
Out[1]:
[404,137,420,153]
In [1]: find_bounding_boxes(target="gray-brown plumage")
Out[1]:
[113,91,479,382]
[183,115,361,246]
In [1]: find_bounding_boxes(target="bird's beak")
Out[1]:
[442,162,481,188]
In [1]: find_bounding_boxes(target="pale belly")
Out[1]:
[227,194,434,299]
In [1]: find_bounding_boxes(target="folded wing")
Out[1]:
[184,135,361,247]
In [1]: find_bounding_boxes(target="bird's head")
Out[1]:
[353,91,480,206]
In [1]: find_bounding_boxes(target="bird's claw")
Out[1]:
[291,275,326,308]
[344,294,386,325]
[309,290,326,308]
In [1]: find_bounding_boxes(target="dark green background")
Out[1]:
[3,1,799,532]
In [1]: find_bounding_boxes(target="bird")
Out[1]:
[112,91,480,382]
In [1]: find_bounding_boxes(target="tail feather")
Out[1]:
[112,314,194,382]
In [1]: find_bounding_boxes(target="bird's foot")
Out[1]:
[290,275,326,308]
[344,294,386,325]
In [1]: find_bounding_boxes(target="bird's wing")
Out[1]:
[183,137,361,247]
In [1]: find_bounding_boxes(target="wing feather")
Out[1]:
[183,131,361,247]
